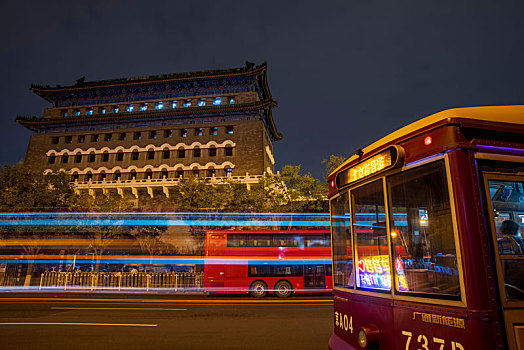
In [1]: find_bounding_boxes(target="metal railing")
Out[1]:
[0,273,18,287]
[39,271,203,292]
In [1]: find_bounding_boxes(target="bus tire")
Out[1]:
[274,280,293,298]
[250,280,268,298]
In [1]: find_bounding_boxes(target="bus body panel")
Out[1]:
[331,293,497,349]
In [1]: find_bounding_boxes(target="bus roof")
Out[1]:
[331,105,524,176]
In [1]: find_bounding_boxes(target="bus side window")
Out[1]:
[388,160,460,298]
[487,178,524,301]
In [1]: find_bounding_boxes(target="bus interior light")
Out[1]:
[424,136,432,146]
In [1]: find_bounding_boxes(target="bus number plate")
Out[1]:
[402,331,464,350]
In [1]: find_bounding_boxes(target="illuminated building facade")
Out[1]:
[17,62,281,200]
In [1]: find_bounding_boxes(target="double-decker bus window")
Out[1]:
[271,235,299,247]
[330,192,353,288]
[352,180,390,291]
[303,234,330,247]
[227,234,247,247]
[248,264,304,277]
[248,234,271,247]
[487,178,524,301]
[388,160,460,298]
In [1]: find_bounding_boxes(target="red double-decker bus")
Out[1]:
[328,106,524,349]
[204,230,333,297]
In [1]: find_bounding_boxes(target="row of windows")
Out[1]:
[331,160,460,299]
[48,147,234,164]
[60,96,236,117]
[51,126,234,145]
[226,234,331,248]
[73,168,233,182]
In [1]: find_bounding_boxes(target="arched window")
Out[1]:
[209,147,216,157]
[163,148,170,159]
[208,168,216,177]
[114,171,121,181]
[116,151,124,161]
[161,169,168,179]
[48,155,56,164]
[146,169,153,180]
[88,152,96,163]
[192,168,199,177]
[225,146,233,156]
[102,152,109,162]
[75,153,82,163]
[99,171,106,181]
[225,168,233,177]
[176,170,184,178]
[86,172,93,181]
[72,172,79,182]
[193,147,201,158]
[132,150,139,160]
[130,170,137,180]
[147,150,155,160]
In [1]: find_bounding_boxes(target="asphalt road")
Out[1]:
[0,293,333,350]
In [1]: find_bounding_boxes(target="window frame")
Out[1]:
[481,169,524,308]
[329,154,466,307]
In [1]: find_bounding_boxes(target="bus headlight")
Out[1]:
[357,327,380,349]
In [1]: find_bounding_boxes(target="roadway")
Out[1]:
[0,293,333,350]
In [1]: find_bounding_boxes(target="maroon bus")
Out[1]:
[328,106,524,349]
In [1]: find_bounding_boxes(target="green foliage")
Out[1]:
[78,192,134,212]
[322,154,346,181]
[0,163,78,212]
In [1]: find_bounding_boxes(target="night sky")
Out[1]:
[1,1,523,179]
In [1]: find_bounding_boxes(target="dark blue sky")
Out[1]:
[1,1,523,179]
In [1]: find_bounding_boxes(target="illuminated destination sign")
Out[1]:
[336,146,403,188]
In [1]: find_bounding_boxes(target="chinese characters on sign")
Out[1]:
[356,255,408,291]
[350,151,392,183]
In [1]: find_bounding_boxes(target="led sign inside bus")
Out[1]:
[357,255,408,291]
[336,147,403,188]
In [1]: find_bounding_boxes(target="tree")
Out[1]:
[77,192,134,212]
[174,176,217,210]
[0,163,79,212]
[131,225,167,272]
[322,155,346,182]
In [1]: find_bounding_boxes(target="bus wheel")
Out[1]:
[250,280,268,298]
[274,280,293,298]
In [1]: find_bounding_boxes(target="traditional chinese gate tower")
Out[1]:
[16,62,281,201]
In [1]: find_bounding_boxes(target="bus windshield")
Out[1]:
[487,177,524,301]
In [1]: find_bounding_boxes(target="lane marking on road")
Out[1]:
[51,307,187,311]
[0,297,333,304]
[0,322,157,327]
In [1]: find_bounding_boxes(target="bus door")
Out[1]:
[483,172,524,350]
[304,264,326,289]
